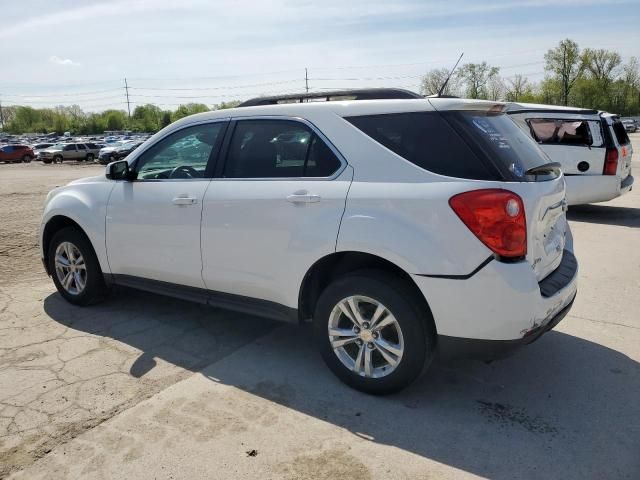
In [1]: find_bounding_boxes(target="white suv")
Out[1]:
[40,90,578,394]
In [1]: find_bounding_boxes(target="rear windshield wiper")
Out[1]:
[525,162,562,176]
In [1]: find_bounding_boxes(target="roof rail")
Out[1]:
[238,88,423,107]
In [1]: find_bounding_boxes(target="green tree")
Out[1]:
[544,39,585,105]
[457,62,500,99]
[171,103,210,122]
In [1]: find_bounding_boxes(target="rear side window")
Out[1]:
[612,121,630,146]
[526,118,602,147]
[223,120,341,178]
[346,112,497,180]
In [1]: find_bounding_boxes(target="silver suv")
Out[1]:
[39,143,101,163]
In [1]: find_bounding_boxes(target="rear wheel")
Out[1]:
[48,227,107,306]
[313,270,434,394]
[22,155,32,163]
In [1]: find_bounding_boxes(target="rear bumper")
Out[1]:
[437,293,575,361]
[412,246,578,348]
[565,174,633,205]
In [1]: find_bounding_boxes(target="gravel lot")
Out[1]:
[1,135,639,479]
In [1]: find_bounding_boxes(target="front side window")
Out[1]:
[77,144,86,150]
[63,144,76,151]
[526,118,601,147]
[223,120,341,178]
[135,122,225,180]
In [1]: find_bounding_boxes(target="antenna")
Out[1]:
[438,52,464,97]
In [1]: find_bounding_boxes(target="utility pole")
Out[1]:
[124,78,131,119]
[305,68,309,93]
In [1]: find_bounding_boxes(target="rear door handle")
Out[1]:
[172,195,198,205]
[286,192,321,204]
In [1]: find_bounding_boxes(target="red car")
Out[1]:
[0,145,35,163]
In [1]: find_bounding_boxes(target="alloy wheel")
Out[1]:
[328,295,404,378]
[54,241,87,295]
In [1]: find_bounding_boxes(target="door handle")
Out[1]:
[286,192,321,204]
[172,195,198,205]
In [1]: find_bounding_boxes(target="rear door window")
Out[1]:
[223,120,342,178]
[346,112,498,180]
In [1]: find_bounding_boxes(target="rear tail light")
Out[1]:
[603,148,618,175]
[449,189,527,258]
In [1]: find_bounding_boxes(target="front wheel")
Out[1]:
[53,155,63,163]
[48,227,107,306]
[313,270,434,394]
[22,155,32,163]
[86,153,95,162]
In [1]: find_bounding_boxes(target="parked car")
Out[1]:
[38,143,100,163]
[622,119,638,133]
[98,141,143,164]
[31,143,55,159]
[40,90,578,394]
[506,103,634,205]
[0,144,34,163]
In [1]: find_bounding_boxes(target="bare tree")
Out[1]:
[487,76,505,101]
[457,62,500,99]
[420,68,460,96]
[505,74,530,102]
[544,38,585,105]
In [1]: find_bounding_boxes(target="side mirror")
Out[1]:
[105,160,135,180]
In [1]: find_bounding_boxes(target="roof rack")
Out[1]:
[238,88,423,107]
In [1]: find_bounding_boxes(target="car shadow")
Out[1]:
[43,289,640,480]
[568,204,640,228]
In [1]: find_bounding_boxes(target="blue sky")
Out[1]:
[1,0,638,111]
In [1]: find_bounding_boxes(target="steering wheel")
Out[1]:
[169,165,198,179]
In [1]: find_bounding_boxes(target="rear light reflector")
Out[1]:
[603,148,618,175]
[449,189,527,258]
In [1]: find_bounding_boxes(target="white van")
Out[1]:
[506,103,633,205]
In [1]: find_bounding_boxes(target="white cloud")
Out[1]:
[49,55,80,66]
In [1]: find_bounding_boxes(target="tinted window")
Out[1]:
[135,122,224,180]
[77,144,86,150]
[224,120,341,178]
[526,118,601,147]
[346,112,497,180]
[442,111,557,181]
[612,121,630,146]
[63,145,76,151]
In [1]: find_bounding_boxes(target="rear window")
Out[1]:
[526,118,603,147]
[346,112,498,180]
[442,111,558,181]
[612,121,630,146]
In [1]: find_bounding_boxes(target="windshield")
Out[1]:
[442,111,559,181]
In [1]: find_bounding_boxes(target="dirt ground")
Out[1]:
[1,137,639,479]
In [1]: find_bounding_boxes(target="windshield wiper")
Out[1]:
[525,162,562,176]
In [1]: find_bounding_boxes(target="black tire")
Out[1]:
[313,269,435,395]
[54,155,63,163]
[48,227,107,306]
[86,153,95,162]
[22,155,32,163]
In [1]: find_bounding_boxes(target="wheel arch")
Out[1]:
[298,251,436,335]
